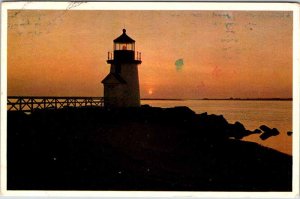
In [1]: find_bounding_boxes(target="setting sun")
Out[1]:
[148,89,153,95]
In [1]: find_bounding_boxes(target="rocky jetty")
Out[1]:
[7,106,292,191]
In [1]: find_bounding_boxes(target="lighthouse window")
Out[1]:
[115,43,135,51]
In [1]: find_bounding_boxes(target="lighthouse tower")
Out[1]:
[101,29,142,108]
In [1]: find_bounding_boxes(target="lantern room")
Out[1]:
[107,29,141,64]
[113,29,135,51]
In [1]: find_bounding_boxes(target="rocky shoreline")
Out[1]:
[7,106,292,191]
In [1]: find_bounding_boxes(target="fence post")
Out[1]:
[43,98,46,109]
[19,97,22,111]
[31,98,34,112]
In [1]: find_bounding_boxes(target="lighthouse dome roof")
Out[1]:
[113,29,135,43]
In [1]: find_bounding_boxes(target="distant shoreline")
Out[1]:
[7,96,292,101]
[141,98,293,101]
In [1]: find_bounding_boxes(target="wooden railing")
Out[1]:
[7,96,104,112]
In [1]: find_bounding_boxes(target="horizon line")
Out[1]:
[141,97,293,101]
[6,96,293,101]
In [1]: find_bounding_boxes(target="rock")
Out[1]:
[260,125,272,132]
[141,104,151,108]
[210,114,228,126]
[253,129,262,134]
[260,127,280,140]
[233,121,246,131]
[245,130,257,136]
[272,128,280,136]
[228,121,246,139]
[163,106,195,120]
[199,112,208,117]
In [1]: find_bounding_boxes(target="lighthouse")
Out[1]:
[101,29,142,108]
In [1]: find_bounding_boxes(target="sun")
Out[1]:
[148,89,153,95]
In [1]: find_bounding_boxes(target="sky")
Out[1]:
[7,10,293,99]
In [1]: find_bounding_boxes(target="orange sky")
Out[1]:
[8,10,292,99]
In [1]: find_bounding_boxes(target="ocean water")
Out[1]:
[141,100,293,155]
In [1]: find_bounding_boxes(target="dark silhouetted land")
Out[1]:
[8,106,292,191]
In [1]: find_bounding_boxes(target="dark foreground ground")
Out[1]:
[7,106,292,191]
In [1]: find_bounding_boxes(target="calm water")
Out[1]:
[141,100,292,155]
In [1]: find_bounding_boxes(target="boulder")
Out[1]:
[253,129,262,134]
[260,125,272,132]
[260,127,280,140]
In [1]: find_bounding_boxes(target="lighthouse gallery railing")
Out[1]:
[7,96,104,112]
[107,51,142,61]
